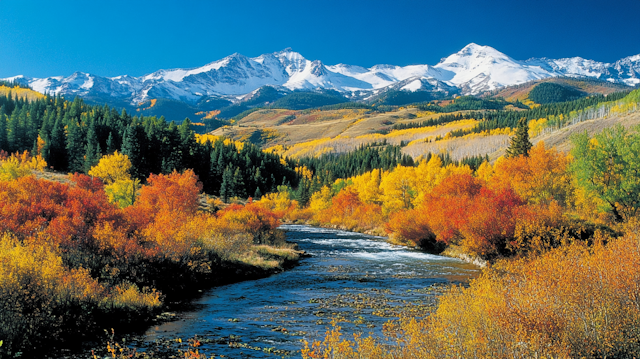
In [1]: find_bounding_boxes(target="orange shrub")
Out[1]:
[0,174,125,249]
[136,169,202,216]
[386,174,537,257]
[316,188,385,232]
[457,186,525,256]
[386,209,436,248]
[490,142,573,206]
[217,202,282,244]
[419,174,483,245]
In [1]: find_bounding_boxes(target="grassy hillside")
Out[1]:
[209,90,640,164]
[486,77,632,103]
[0,85,45,102]
[212,107,445,149]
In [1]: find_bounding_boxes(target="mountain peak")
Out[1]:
[461,42,483,51]
[456,43,509,59]
[277,47,294,53]
[275,48,305,58]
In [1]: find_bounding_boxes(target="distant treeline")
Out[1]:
[393,91,631,138]
[528,82,586,104]
[0,80,31,89]
[415,96,529,113]
[220,89,351,120]
[391,112,476,131]
[0,91,299,198]
[299,143,415,180]
[454,91,632,137]
[373,90,440,106]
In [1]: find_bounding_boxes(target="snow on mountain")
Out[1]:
[383,76,459,94]
[525,53,640,87]
[433,43,556,94]
[4,44,638,106]
[285,60,374,91]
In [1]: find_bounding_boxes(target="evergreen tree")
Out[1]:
[83,119,101,173]
[31,138,38,156]
[295,176,312,207]
[66,119,85,172]
[0,106,7,151]
[220,166,234,202]
[233,167,245,198]
[254,187,262,199]
[505,118,532,158]
[25,111,38,152]
[6,110,20,152]
[48,116,68,170]
[106,132,117,153]
[121,124,143,179]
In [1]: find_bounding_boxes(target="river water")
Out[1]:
[136,225,479,358]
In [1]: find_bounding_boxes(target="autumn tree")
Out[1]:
[88,151,132,183]
[380,165,417,213]
[89,151,140,207]
[136,169,202,216]
[571,125,640,221]
[491,142,573,207]
[309,185,333,213]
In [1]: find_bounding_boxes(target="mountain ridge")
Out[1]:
[4,43,639,108]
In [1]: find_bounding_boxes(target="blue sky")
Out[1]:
[1,0,639,78]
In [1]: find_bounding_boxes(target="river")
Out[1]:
[131,224,479,358]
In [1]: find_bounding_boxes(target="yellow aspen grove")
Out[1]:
[380,165,418,213]
[88,151,133,184]
[350,168,383,204]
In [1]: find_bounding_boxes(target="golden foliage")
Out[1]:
[309,186,333,213]
[136,98,157,112]
[490,141,573,206]
[304,231,640,359]
[379,165,418,213]
[0,85,45,101]
[257,191,298,219]
[350,169,382,204]
[104,178,140,208]
[88,151,132,184]
[195,133,223,145]
[0,150,47,181]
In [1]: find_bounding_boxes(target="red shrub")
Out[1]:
[136,169,202,215]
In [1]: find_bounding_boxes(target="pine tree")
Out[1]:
[66,119,85,173]
[505,118,532,158]
[254,187,262,199]
[25,111,38,152]
[83,119,101,173]
[121,124,142,179]
[48,116,68,170]
[233,167,245,198]
[6,110,20,152]
[295,176,312,207]
[106,132,117,153]
[0,106,7,151]
[220,166,234,202]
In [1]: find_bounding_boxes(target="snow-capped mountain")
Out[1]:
[4,43,639,106]
[434,43,556,94]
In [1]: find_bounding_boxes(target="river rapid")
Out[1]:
[134,225,479,358]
